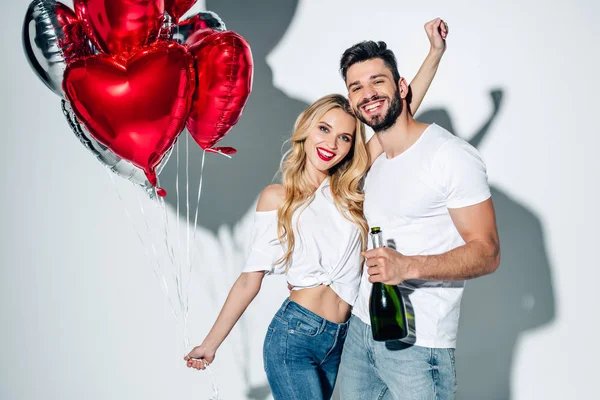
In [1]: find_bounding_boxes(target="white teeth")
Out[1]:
[317,148,334,158]
[364,101,383,112]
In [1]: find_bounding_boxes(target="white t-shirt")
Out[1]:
[352,123,492,348]
[242,178,363,306]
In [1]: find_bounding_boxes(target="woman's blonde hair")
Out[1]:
[276,94,369,269]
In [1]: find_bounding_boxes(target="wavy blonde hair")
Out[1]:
[276,94,370,269]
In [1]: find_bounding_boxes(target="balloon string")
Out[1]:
[176,134,182,294]
[134,187,185,325]
[154,150,189,355]
[106,171,181,324]
[175,136,189,350]
[185,148,221,399]
[190,150,218,307]
[205,365,222,400]
[206,149,233,159]
[174,136,188,347]
[187,149,206,319]
[174,134,189,351]
[156,190,187,350]
[108,142,220,399]
[185,132,191,324]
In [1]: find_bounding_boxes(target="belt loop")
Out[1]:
[281,298,291,314]
[318,317,327,335]
[339,320,347,337]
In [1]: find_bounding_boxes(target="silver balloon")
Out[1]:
[61,100,172,198]
[22,0,72,97]
[188,10,226,30]
[169,10,226,45]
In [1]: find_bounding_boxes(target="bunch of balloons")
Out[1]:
[23,0,253,196]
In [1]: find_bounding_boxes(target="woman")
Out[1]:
[185,20,448,399]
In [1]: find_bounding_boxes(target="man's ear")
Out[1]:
[398,77,409,99]
[399,77,414,115]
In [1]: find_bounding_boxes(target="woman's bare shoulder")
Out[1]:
[256,184,285,212]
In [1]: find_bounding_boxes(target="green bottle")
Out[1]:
[369,227,408,341]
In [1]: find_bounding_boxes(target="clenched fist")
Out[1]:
[425,17,449,53]
[184,345,216,370]
[363,247,417,285]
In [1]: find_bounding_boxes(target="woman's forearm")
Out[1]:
[408,48,444,115]
[201,271,265,351]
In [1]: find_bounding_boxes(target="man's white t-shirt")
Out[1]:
[352,123,492,349]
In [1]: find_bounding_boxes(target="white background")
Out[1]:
[1,0,599,399]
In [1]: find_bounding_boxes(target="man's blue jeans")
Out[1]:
[338,315,457,399]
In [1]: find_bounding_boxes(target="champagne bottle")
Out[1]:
[369,227,408,341]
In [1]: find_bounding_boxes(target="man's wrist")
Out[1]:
[403,255,422,281]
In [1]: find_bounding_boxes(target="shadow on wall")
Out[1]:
[160,0,308,234]
[333,90,557,400]
[159,1,306,399]
[161,1,556,396]
[417,90,556,400]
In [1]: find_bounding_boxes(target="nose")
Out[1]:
[362,85,378,102]
[324,134,338,150]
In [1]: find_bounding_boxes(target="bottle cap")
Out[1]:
[370,227,381,234]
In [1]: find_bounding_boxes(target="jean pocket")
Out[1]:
[288,317,320,337]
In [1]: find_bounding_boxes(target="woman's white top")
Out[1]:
[242,178,363,306]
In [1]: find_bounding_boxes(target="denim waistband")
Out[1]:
[276,298,349,337]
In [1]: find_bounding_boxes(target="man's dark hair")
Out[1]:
[340,41,401,83]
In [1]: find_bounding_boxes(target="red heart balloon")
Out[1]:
[55,2,90,62]
[74,0,164,55]
[63,41,195,192]
[165,0,197,22]
[186,31,253,151]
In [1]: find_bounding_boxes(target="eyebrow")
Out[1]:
[347,74,388,88]
[370,74,387,80]
[319,121,353,137]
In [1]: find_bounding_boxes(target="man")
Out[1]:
[338,21,501,399]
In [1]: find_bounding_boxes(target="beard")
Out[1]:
[354,87,403,132]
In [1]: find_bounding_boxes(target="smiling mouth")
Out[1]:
[361,100,385,115]
[317,147,335,161]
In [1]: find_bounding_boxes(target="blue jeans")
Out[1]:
[263,298,349,400]
[338,315,457,400]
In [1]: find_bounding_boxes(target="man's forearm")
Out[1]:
[408,239,500,281]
